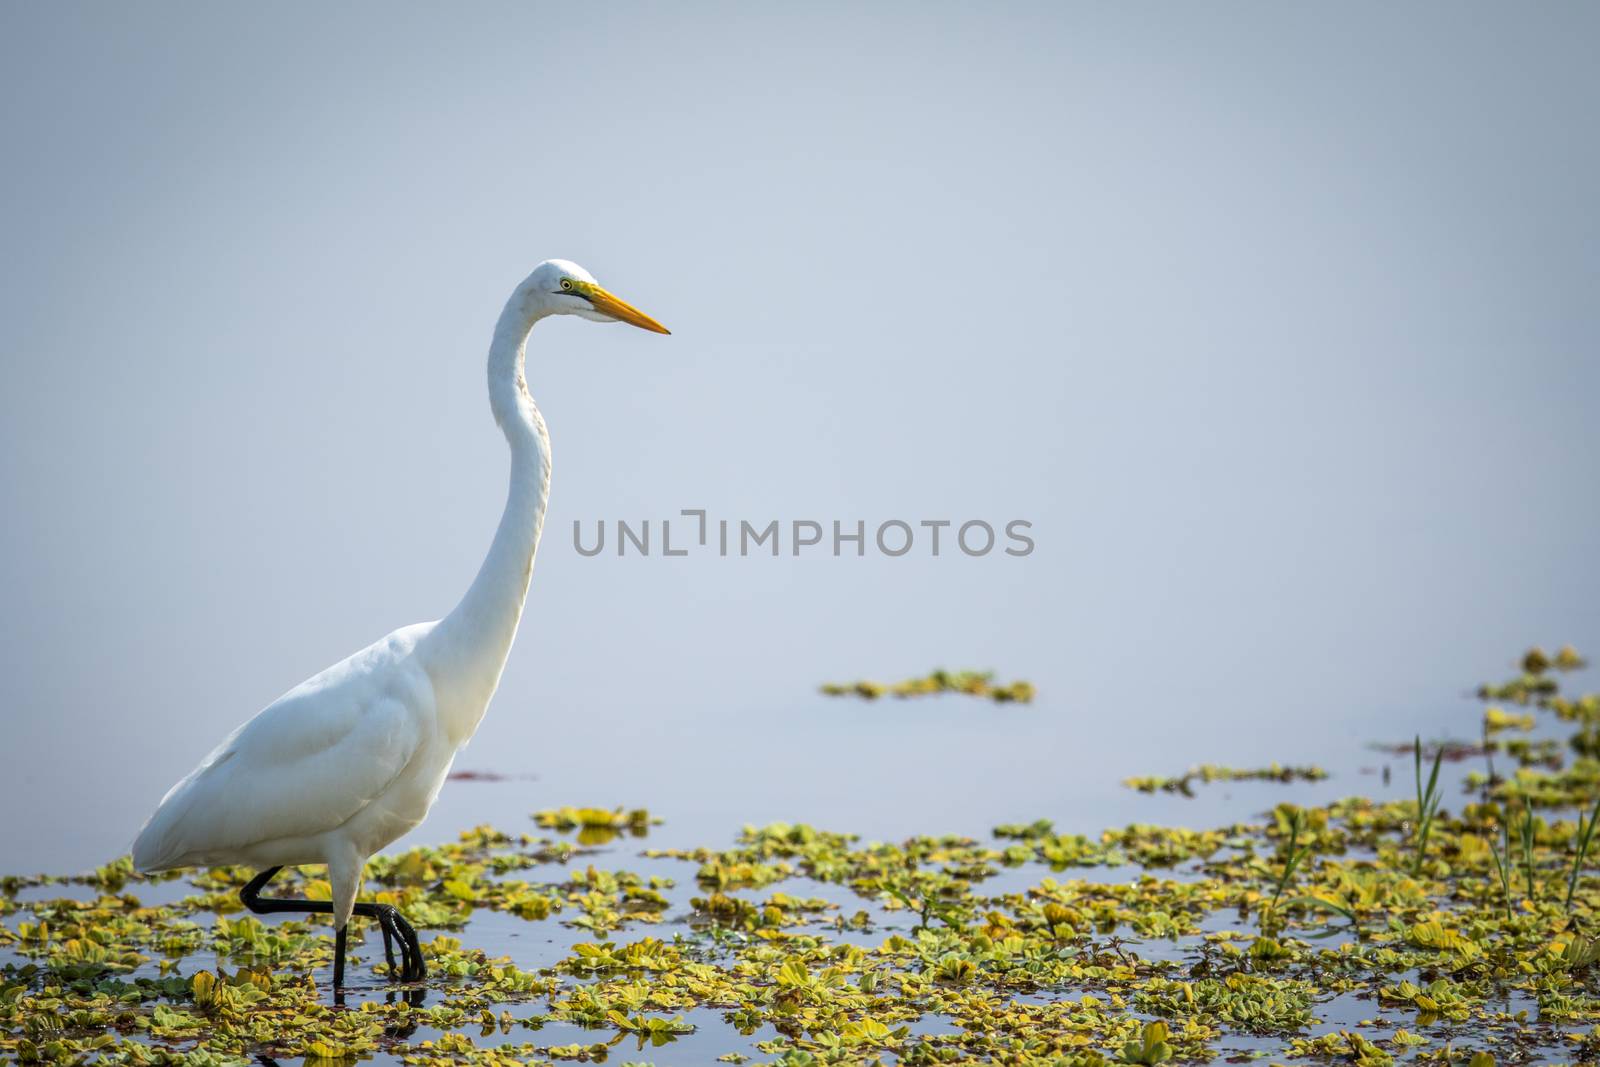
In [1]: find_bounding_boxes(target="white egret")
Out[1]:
[132,261,669,988]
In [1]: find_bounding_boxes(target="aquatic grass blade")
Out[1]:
[1490,817,1515,921]
[1567,794,1600,912]
[1287,894,1361,940]
[1410,736,1445,876]
[1520,801,1538,901]
[1265,809,1315,936]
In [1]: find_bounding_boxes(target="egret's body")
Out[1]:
[133,624,448,894]
[132,260,668,987]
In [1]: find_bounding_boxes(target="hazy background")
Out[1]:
[2,3,1596,872]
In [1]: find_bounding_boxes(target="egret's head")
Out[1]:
[518,259,670,334]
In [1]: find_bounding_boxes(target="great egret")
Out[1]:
[131,260,669,988]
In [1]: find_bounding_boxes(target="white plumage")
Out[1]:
[132,260,668,985]
[133,625,440,908]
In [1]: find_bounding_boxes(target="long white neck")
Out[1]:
[424,297,552,744]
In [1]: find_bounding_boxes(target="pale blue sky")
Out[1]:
[2,3,1597,870]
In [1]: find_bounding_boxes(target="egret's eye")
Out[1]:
[560,279,573,291]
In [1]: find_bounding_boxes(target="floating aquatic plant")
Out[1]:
[1123,763,1328,796]
[819,669,1035,703]
[532,807,657,845]
[1,645,1596,1065]
[1484,706,1536,733]
[1119,1019,1174,1063]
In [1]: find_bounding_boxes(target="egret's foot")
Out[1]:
[375,909,398,973]
[393,908,426,982]
[240,868,426,988]
[354,901,426,982]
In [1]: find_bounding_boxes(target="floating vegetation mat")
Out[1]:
[1122,765,1330,797]
[533,808,660,847]
[819,670,1035,704]
[6,648,1600,1065]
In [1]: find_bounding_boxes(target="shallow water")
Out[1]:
[6,692,1427,881]
[0,848,1578,1065]
[7,659,1597,1064]
[2,715,1585,1064]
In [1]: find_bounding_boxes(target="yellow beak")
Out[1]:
[580,283,671,335]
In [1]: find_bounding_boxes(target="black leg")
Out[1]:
[376,911,397,973]
[352,901,427,981]
[333,925,347,989]
[238,867,426,986]
[397,910,424,981]
[240,866,326,916]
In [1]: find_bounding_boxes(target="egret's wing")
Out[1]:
[133,677,424,871]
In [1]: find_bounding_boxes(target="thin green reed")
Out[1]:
[1519,801,1537,901]
[1270,808,1313,913]
[1566,794,1600,913]
[1411,736,1445,876]
[1490,815,1515,921]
